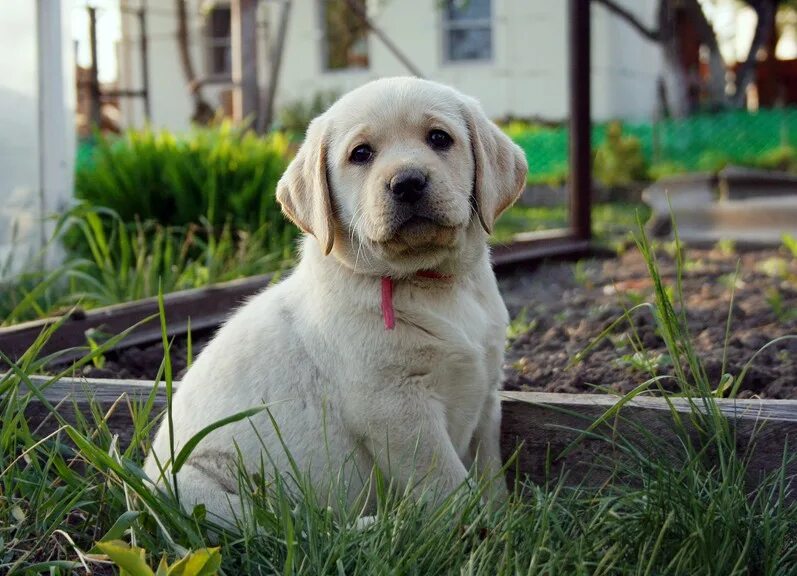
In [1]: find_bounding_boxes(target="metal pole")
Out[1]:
[137,6,151,121]
[231,0,259,126]
[87,6,102,128]
[568,0,592,241]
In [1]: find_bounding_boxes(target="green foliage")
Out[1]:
[782,233,797,258]
[594,121,649,187]
[75,122,293,235]
[766,287,797,323]
[754,145,797,172]
[506,307,537,341]
[0,205,291,325]
[510,107,797,184]
[277,91,339,137]
[96,541,221,576]
[492,202,651,246]
[649,161,688,180]
[499,119,552,140]
[697,150,732,173]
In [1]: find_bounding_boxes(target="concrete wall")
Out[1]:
[0,1,75,276]
[119,0,662,131]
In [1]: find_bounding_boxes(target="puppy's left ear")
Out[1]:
[463,97,528,234]
[276,116,336,255]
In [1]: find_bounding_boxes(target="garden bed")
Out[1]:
[501,243,797,398]
[41,243,796,399]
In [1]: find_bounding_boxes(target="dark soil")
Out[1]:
[499,245,797,398]
[78,245,797,398]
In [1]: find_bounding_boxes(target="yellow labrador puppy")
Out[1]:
[145,77,527,525]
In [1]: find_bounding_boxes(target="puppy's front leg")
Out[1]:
[349,389,468,506]
[468,391,508,503]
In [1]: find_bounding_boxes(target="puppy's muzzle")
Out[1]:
[389,168,428,204]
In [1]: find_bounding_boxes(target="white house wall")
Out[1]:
[119,0,662,131]
[0,1,75,275]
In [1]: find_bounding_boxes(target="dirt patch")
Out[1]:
[78,330,215,381]
[77,245,797,398]
[499,245,797,398]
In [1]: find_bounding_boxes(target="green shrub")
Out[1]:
[277,91,339,138]
[753,145,797,172]
[649,161,688,180]
[697,150,732,173]
[593,122,649,187]
[75,122,293,235]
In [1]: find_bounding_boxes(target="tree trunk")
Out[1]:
[682,0,728,108]
[732,0,777,107]
[175,0,214,124]
[658,0,692,117]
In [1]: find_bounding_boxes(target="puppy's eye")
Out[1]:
[350,144,374,164]
[428,129,453,151]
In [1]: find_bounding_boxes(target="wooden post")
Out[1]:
[87,6,102,128]
[568,0,592,241]
[137,6,151,121]
[258,0,291,133]
[231,0,259,126]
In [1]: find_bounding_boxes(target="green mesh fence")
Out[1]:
[511,107,797,183]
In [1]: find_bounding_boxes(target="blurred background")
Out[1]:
[2,0,797,322]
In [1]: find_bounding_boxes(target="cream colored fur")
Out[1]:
[144,77,528,526]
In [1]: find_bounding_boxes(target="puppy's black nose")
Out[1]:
[389,168,427,204]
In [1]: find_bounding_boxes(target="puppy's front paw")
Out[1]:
[353,515,377,530]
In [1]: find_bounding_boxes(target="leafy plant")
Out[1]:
[754,145,797,172]
[277,91,339,137]
[594,121,649,187]
[75,122,293,235]
[697,150,732,173]
[1,205,292,324]
[95,541,221,576]
[766,287,797,324]
[506,307,537,341]
[782,233,797,259]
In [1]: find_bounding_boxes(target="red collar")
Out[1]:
[380,271,453,330]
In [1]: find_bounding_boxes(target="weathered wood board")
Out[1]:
[11,377,797,493]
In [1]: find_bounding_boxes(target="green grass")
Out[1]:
[0,205,293,326]
[492,202,651,246]
[2,220,796,574]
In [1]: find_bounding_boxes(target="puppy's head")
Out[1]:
[276,77,527,274]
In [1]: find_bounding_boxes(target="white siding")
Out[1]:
[118,0,662,129]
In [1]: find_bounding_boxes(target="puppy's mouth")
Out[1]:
[380,215,459,255]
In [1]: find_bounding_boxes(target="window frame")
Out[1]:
[204,3,233,82]
[440,0,494,65]
[317,0,372,73]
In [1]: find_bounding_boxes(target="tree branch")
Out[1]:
[342,0,424,77]
[592,0,660,42]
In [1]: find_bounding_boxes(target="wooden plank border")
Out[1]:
[0,237,597,366]
[12,377,797,493]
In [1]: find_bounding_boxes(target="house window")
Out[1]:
[443,0,492,62]
[321,0,369,70]
[206,5,232,78]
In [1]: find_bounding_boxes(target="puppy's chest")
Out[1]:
[391,283,504,392]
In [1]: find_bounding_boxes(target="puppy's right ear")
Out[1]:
[276,117,335,255]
